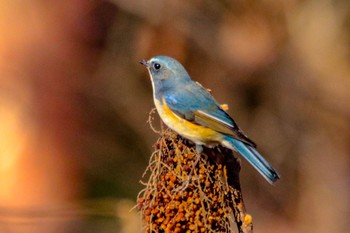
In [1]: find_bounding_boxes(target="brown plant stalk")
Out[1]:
[137,119,253,233]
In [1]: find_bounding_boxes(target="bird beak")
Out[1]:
[139,59,150,68]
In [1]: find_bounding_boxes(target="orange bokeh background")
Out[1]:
[0,1,349,232]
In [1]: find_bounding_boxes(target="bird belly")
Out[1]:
[154,98,222,145]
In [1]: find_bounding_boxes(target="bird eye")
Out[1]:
[153,63,161,70]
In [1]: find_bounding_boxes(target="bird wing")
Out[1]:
[163,83,256,147]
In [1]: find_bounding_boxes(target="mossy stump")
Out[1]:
[137,129,253,233]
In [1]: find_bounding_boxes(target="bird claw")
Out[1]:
[174,174,200,194]
[175,175,192,193]
[174,151,202,194]
[195,144,203,154]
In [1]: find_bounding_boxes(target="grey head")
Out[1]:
[139,56,192,93]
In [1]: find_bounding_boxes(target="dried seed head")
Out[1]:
[137,129,252,233]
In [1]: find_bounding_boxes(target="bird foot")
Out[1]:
[174,151,201,193]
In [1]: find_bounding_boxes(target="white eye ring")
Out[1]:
[153,63,161,70]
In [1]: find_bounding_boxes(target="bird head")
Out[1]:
[139,56,191,94]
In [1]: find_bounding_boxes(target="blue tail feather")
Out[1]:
[222,136,280,183]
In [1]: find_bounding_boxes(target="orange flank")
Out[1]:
[153,97,223,145]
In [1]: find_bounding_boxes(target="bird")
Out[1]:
[139,55,279,184]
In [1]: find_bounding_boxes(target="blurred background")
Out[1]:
[0,0,349,232]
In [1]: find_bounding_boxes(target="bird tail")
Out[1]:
[222,136,280,184]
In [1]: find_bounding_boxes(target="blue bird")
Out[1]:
[140,56,279,184]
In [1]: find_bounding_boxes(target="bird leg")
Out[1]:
[175,145,202,193]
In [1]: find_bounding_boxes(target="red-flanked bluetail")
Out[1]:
[140,56,279,184]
